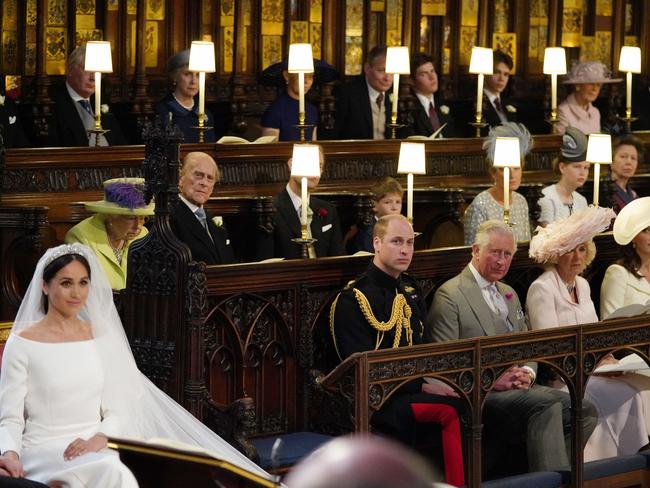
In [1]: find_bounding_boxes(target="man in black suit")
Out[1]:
[257,147,344,259]
[481,50,518,132]
[329,46,393,140]
[399,53,456,138]
[0,95,30,148]
[170,151,235,265]
[47,45,126,147]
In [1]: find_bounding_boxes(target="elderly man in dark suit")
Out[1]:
[426,220,597,474]
[47,45,126,147]
[170,151,235,265]
[257,146,343,260]
[329,46,393,140]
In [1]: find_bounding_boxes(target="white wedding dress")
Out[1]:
[0,243,276,488]
[0,335,138,487]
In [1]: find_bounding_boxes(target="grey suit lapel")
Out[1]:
[458,266,497,337]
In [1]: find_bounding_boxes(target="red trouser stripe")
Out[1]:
[410,403,465,487]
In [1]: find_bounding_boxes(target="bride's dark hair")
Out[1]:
[41,253,91,313]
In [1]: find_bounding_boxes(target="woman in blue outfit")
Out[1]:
[155,50,216,143]
[260,60,338,142]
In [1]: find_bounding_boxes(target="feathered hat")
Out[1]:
[84,177,155,216]
[529,206,615,263]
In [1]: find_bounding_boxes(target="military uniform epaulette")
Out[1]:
[343,272,369,290]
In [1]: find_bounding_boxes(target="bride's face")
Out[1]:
[42,260,90,317]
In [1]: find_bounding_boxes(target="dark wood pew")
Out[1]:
[315,314,650,488]
[0,206,47,320]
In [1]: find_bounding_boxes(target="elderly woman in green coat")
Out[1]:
[65,178,154,290]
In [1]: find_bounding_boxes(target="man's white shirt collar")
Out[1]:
[286,183,308,214]
[469,262,493,289]
[366,81,384,105]
[179,194,200,214]
[415,92,435,113]
[66,82,89,103]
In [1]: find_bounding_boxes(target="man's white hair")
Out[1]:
[474,220,516,254]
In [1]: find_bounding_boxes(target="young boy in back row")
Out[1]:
[346,177,404,254]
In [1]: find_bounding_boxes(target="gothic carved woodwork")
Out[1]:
[0,206,47,320]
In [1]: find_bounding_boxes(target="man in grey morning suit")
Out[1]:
[426,220,597,473]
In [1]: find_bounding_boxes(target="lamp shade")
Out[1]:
[619,46,641,73]
[189,41,216,72]
[397,142,426,174]
[288,43,314,73]
[543,47,567,74]
[291,144,321,177]
[492,137,521,168]
[469,47,493,74]
[385,46,410,74]
[586,134,612,164]
[84,41,113,73]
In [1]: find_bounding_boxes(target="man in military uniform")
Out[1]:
[330,214,464,487]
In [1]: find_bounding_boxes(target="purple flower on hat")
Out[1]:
[505,292,513,301]
[105,182,147,210]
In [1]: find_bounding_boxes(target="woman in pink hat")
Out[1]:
[527,206,650,461]
[553,61,621,135]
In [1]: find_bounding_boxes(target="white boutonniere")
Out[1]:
[388,93,393,103]
[101,104,109,114]
[439,105,450,115]
[212,216,223,227]
[0,94,5,106]
[506,104,517,113]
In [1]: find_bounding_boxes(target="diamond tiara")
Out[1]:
[42,243,91,267]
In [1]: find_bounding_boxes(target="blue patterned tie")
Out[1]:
[78,99,93,116]
[195,207,209,233]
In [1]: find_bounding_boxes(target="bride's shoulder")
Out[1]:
[16,321,49,341]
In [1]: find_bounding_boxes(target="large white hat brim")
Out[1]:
[613,197,650,245]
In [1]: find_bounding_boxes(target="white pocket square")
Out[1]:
[322,224,332,232]
[9,116,16,125]
[226,239,230,245]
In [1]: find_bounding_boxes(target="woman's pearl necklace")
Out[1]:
[172,92,194,111]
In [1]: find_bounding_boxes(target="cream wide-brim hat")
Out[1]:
[613,197,650,245]
[84,177,155,216]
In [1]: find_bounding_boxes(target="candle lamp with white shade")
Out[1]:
[189,41,216,143]
[288,43,315,142]
[385,46,410,139]
[397,142,426,224]
[492,137,521,225]
[84,41,113,146]
[290,143,321,258]
[543,47,567,125]
[618,46,641,132]
[468,47,493,138]
[586,134,612,207]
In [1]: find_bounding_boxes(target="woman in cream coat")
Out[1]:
[601,197,650,319]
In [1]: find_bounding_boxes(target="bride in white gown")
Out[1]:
[0,244,276,487]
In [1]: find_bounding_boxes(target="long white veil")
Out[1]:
[12,243,274,481]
